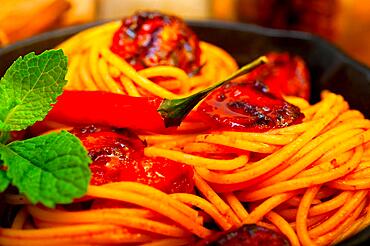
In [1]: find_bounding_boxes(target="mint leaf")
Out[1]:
[0,50,91,207]
[0,131,91,207]
[0,50,67,131]
[0,169,10,192]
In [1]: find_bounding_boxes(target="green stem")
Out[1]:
[157,56,268,127]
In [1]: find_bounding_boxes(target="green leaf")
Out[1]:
[157,56,268,127]
[0,50,67,131]
[0,131,10,144]
[0,131,91,208]
[0,169,10,192]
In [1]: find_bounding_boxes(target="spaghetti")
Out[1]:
[0,12,369,246]
[57,21,238,98]
[1,91,369,246]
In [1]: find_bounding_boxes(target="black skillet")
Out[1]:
[0,20,369,245]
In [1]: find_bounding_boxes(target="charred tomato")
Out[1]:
[70,125,194,194]
[244,52,310,100]
[197,224,290,246]
[111,11,201,74]
[197,80,303,132]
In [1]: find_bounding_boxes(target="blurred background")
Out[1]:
[0,0,369,66]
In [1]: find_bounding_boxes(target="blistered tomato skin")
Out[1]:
[245,52,311,100]
[197,224,290,246]
[70,125,194,194]
[111,11,201,74]
[197,81,304,132]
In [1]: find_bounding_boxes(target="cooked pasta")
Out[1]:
[0,11,369,246]
[57,21,238,98]
[1,91,369,246]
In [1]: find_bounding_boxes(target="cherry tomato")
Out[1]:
[111,11,201,74]
[197,80,304,132]
[245,52,310,100]
[70,125,194,194]
[197,224,290,246]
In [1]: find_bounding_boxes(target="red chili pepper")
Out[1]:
[46,57,267,131]
[46,90,165,130]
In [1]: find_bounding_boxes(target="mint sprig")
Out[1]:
[0,50,67,131]
[0,50,91,208]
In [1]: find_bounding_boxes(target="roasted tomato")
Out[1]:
[197,80,304,132]
[111,11,201,74]
[244,52,310,100]
[70,125,194,194]
[197,224,290,246]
